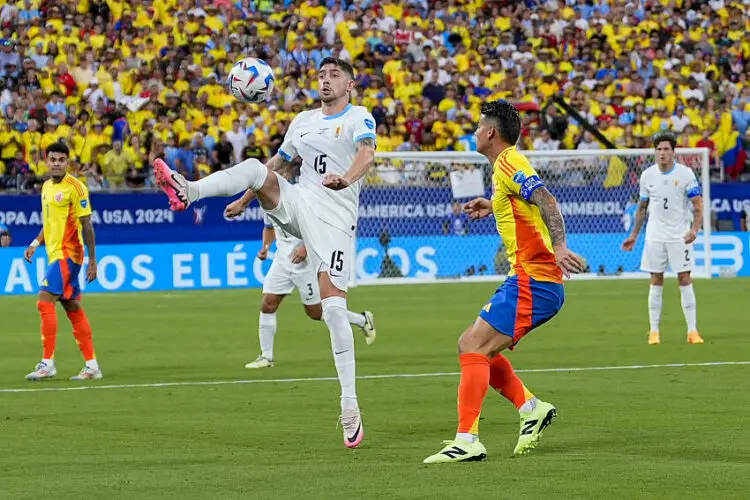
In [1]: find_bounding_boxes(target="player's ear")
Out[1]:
[346,79,356,92]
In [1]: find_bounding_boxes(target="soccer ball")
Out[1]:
[227,57,275,104]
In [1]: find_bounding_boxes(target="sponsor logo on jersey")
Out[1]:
[512,171,526,184]
[54,192,63,203]
[80,200,88,209]
[364,118,375,130]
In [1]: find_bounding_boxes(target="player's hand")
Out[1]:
[24,246,36,263]
[291,244,307,264]
[257,246,269,261]
[684,230,697,244]
[621,236,636,251]
[554,245,586,279]
[224,198,248,218]
[322,175,351,191]
[86,260,97,283]
[463,197,492,220]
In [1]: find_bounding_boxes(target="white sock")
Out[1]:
[42,358,54,367]
[648,285,663,333]
[259,312,277,360]
[346,311,366,328]
[455,432,477,443]
[322,296,358,411]
[518,397,538,413]
[680,284,697,332]
[188,158,268,201]
[86,358,99,371]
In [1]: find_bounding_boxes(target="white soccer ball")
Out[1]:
[227,57,275,104]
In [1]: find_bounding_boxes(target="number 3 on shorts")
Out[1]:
[330,250,344,272]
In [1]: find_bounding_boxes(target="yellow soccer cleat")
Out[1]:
[423,438,487,464]
[648,332,660,345]
[687,331,704,344]
[513,400,557,456]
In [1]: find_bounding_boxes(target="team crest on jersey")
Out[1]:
[80,200,88,208]
[674,180,679,187]
[334,125,343,140]
[364,119,375,130]
[512,171,526,184]
[54,192,64,203]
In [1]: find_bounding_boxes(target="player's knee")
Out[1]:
[60,300,81,313]
[678,272,692,286]
[261,294,282,313]
[304,304,323,321]
[321,296,346,322]
[38,291,57,304]
[650,273,664,286]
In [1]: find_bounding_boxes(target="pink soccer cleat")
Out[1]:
[341,408,364,449]
[153,158,190,211]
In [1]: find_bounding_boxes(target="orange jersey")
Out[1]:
[491,146,562,283]
[41,174,92,264]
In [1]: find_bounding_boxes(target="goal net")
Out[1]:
[354,148,711,285]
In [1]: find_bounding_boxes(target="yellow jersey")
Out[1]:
[41,174,92,264]
[492,146,562,283]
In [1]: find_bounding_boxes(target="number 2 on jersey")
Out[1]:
[663,197,668,210]
[314,154,327,174]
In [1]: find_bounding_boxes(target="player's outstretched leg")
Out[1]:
[489,354,557,456]
[424,319,509,464]
[153,158,276,211]
[678,273,703,344]
[62,301,102,380]
[26,296,59,380]
[344,310,376,345]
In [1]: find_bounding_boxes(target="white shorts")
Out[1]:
[262,259,320,305]
[263,173,353,292]
[641,240,694,274]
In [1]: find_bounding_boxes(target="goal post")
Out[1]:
[354,148,712,286]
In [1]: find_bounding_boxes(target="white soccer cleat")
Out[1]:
[244,356,274,369]
[361,311,376,345]
[70,366,103,381]
[341,408,364,448]
[25,362,57,381]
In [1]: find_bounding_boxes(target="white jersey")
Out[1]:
[278,104,377,235]
[263,214,308,272]
[639,163,701,242]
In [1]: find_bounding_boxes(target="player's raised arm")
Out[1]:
[80,215,97,282]
[323,136,376,191]
[529,187,586,277]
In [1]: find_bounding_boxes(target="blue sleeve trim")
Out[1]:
[264,224,274,229]
[519,175,544,201]
[687,188,702,198]
[278,149,292,161]
[354,132,377,143]
[640,196,649,201]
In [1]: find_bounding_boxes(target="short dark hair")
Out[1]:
[46,141,70,157]
[480,100,521,145]
[319,57,354,79]
[653,132,676,150]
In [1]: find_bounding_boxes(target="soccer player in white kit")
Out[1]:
[622,133,705,345]
[152,57,377,448]
[235,213,376,369]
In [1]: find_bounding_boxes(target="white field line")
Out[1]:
[1,360,748,394]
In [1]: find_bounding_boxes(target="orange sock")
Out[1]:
[489,353,534,410]
[66,309,95,362]
[38,301,57,359]
[457,353,490,435]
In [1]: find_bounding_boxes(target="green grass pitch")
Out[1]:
[1,279,750,500]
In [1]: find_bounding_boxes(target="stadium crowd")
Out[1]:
[0,0,749,192]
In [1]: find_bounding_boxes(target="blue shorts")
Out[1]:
[479,275,564,348]
[40,258,82,300]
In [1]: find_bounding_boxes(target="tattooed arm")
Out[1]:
[224,153,297,216]
[265,152,297,178]
[529,186,586,277]
[323,137,376,191]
